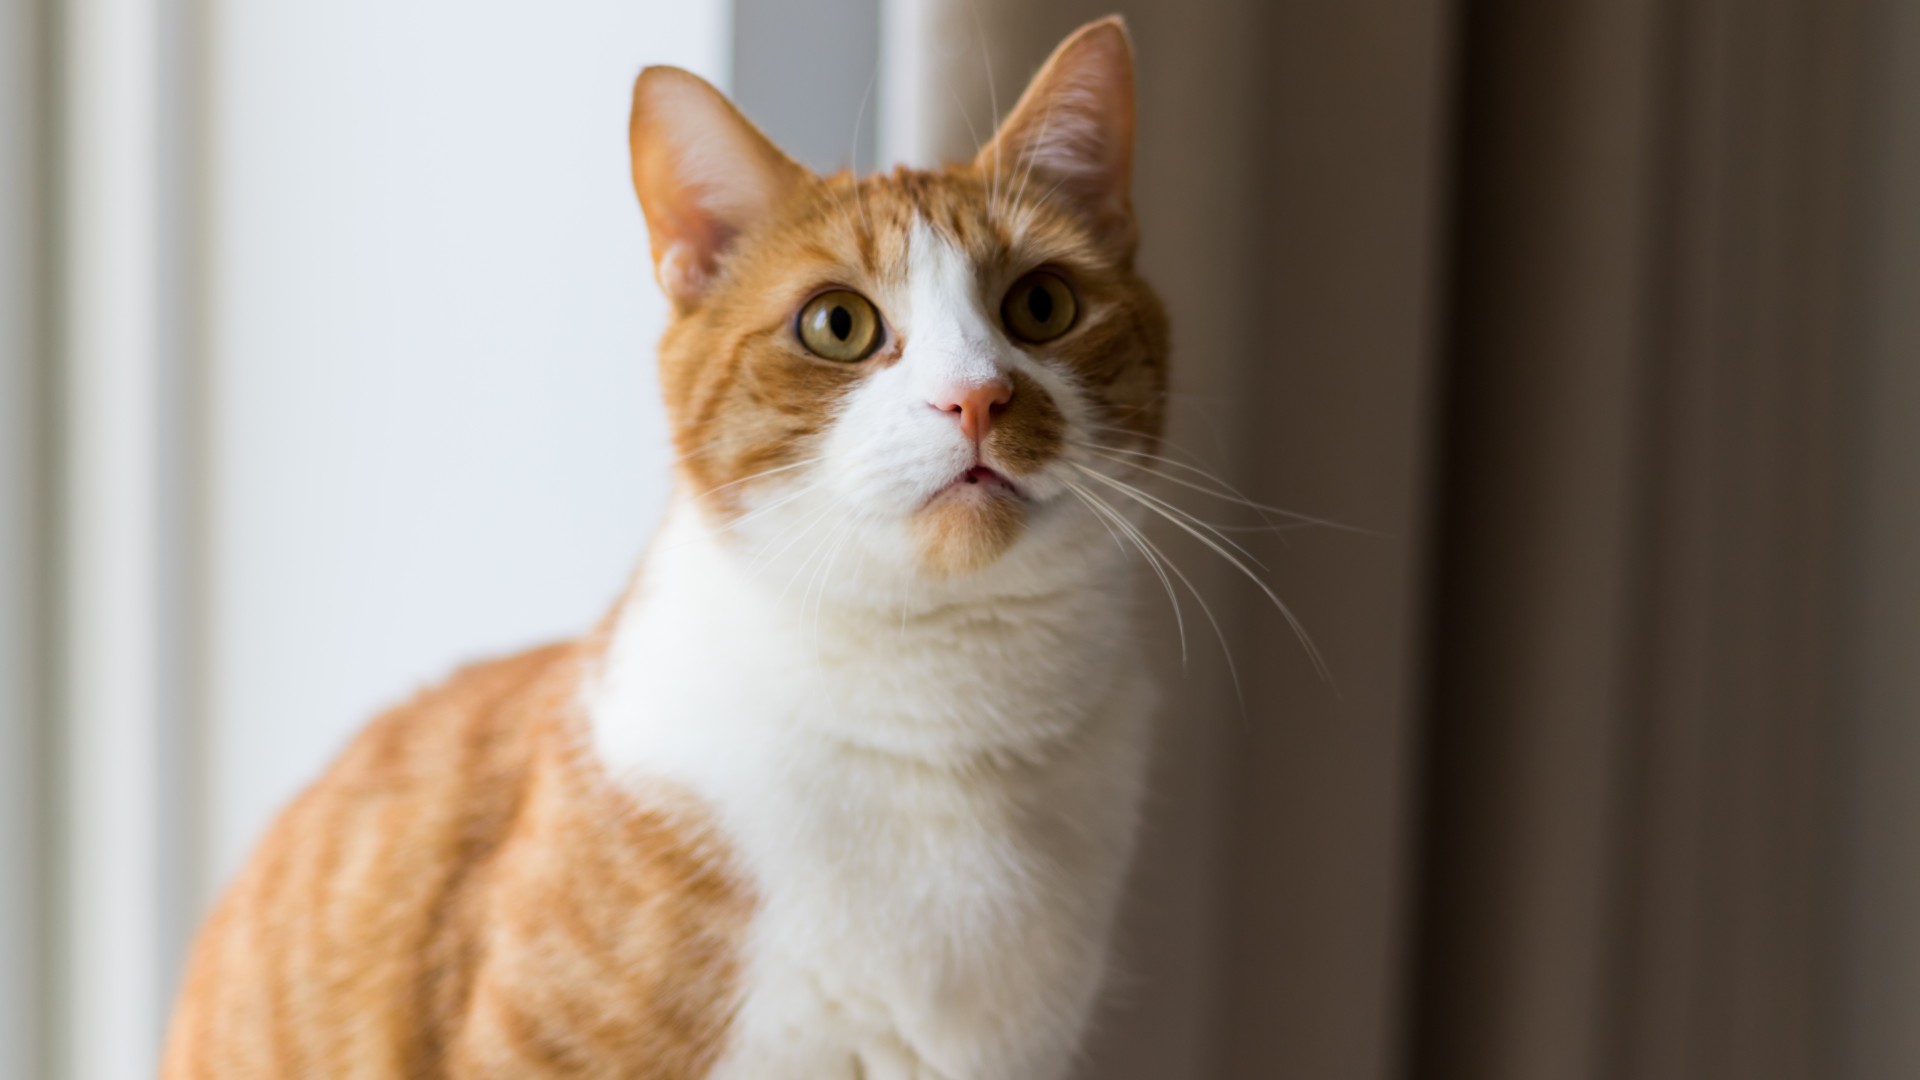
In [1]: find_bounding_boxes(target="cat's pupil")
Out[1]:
[829,305,852,340]
[1027,287,1053,323]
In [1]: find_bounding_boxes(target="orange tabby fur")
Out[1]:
[162,639,753,1079]
[164,18,1166,1077]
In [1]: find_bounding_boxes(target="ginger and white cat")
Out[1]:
[164,17,1171,1079]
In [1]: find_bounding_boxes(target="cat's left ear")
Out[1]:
[630,66,808,307]
[975,17,1137,253]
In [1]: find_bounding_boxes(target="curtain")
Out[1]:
[895,1,1920,1077]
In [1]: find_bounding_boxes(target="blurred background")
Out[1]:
[3,0,1917,1077]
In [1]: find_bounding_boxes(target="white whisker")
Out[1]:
[1076,465,1334,687]
[1078,443,1376,536]
[971,4,1002,213]
[809,516,859,660]
[778,501,851,606]
[1076,481,1133,557]
[1064,479,1186,669]
[689,480,823,545]
[1068,480,1245,710]
[1104,501,1245,712]
[849,67,877,233]
[1073,464,1270,572]
[1004,101,1058,227]
[751,495,844,581]
[691,457,822,502]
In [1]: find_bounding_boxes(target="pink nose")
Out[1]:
[930,379,1014,444]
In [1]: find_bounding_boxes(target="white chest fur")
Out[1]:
[585,505,1154,1079]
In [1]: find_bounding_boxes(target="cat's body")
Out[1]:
[593,505,1153,1078]
[165,18,1169,1079]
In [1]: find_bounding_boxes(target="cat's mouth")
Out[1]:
[935,464,1023,502]
[910,462,1032,573]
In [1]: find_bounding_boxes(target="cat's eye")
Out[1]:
[796,290,883,362]
[1001,271,1078,344]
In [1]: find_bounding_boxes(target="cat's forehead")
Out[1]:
[769,167,1094,287]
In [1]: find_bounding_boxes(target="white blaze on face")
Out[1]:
[823,217,1022,517]
[901,217,1008,400]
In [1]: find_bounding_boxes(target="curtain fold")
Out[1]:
[1415,0,1871,1076]
[1412,0,1670,1074]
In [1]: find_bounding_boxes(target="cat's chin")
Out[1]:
[909,479,1029,577]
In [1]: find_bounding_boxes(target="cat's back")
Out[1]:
[161,642,570,1076]
[165,641,599,1068]
[163,640,750,1079]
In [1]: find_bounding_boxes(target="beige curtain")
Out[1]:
[899,0,1920,1077]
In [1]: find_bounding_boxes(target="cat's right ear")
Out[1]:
[630,67,807,307]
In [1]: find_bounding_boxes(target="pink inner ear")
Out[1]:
[976,21,1135,230]
[654,245,710,307]
[630,65,806,306]
[652,202,741,304]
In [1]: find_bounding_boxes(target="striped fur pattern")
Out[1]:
[164,17,1167,1079]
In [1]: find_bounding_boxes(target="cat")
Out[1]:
[162,16,1169,1079]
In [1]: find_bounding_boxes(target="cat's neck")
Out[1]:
[586,497,1140,771]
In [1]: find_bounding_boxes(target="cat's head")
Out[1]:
[630,18,1166,600]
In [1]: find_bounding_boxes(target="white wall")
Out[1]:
[201,1,727,896]
[733,0,880,173]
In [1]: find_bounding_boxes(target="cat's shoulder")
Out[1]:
[326,638,590,792]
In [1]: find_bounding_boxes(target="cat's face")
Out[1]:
[632,20,1164,597]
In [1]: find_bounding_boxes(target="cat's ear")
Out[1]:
[975,17,1136,249]
[630,67,808,307]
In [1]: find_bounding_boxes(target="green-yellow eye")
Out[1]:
[796,290,882,361]
[1001,271,1078,344]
